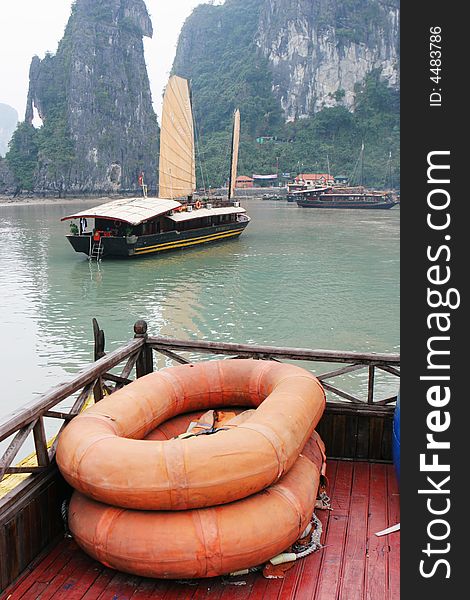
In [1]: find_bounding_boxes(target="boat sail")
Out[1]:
[158,76,196,200]
[227,108,240,201]
[62,76,250,259]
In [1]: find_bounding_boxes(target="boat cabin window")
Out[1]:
[94,219,121,237]
[141,220,162,235]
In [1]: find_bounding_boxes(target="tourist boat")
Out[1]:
[294,186,399,209]
[61,76,250,259]
[286,174,334,202]
[290,146,398,209]
[286,181,306,201]
[0,320,400,597]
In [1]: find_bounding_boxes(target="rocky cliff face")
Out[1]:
[24,0,158,192]
[256,0,399,120]
[0,157,15,194]
[174,0,399,125]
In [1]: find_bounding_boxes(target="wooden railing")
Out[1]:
[148,336,400,410]
[0,319,399,486]
[0,320,148,484]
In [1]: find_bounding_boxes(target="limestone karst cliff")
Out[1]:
[256,0,399,120]
[6,0,399,194]
[172,0,399,188]
[16,0,158,193]
[174,0,399,126]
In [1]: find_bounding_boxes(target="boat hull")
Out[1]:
[66,220,249,258]
[296,199,398,209]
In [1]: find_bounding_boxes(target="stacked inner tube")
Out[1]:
[57,359,327,579]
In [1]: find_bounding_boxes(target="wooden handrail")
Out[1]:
[0,338,144,442]
[147,336,400,366]
[0,320,400,485]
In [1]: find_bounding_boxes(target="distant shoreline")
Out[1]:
[0,189,278,208]
[0,195,116,208]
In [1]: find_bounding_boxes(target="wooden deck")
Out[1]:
[1,461,399,600]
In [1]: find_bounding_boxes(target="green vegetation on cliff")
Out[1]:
[317,0,399,46]
[174,0,283,139]
[174,0,399,189]
[6,123,39,191]
[194,70,399,189]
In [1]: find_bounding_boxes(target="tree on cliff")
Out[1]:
[6,123,39,194]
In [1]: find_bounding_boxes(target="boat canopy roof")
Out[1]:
[167,206,246,222]
[61,197,182,225]
[291,187,331,194]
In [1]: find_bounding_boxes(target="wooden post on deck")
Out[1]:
[134,320,153,378]
[92,318,106,401]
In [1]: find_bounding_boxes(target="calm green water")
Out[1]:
[0,199,399,418]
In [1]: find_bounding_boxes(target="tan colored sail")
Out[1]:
[228,109,240,200]
[159,76,196,199]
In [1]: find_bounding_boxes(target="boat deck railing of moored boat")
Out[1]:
[0,319,400,598]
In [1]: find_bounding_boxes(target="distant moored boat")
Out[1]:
[294,186,398,209]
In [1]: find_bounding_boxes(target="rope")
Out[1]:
[316,489,332,511]
[61,498,73,539]
[292,512,323,557]
[229,508,326,578]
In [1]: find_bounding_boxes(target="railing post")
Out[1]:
[134,320,153,378]
[367,366,375,404]
[93,318,106,361]
[92,318,106,401]
[33,417,50,467]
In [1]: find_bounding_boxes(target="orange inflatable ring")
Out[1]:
[68,454,320,579]
[56,360,325,510]
[195,200,202,209]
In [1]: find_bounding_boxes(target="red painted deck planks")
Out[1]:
[95,572,144,600]
[218,574,258,600]
[2,539,68,599]
[365,463,388,600]
[291,461,339,600]
[337,462,370,600]
[275,561,306,600]
[79,568,116,600]
[1,461,400,600]
[314,461,353,600]
[386,466,400,600]
[8,538,78,599]
[50,556,104,599]
[32,550,92,599]
[129,577,171,599]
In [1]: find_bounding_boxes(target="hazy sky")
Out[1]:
[0,0,208,122]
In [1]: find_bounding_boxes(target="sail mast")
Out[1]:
[360,141,365,188]
[158,76,196,199]
[228,109,240,201]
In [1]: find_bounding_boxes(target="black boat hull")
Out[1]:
[67,221,249,259]
[296,200,398,209]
